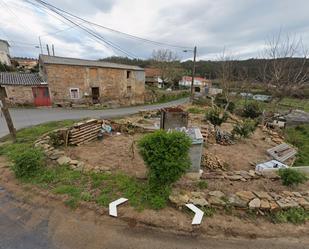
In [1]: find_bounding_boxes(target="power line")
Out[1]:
[26,0,137,58]
[32,0,192,50]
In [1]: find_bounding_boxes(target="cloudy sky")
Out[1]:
[0,0,308,61]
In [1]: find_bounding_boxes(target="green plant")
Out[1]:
[215,94,235,113]
[187,107,205,114]
[278,168,308,186]
[242,102,262,119]
[138,130,191,208]
[205,107,228,127]
[196,180,208,189]
[232,119,257,138]
[12,148,44,178]
[270,208,309,224]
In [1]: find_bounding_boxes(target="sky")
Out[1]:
[0,0,309,61]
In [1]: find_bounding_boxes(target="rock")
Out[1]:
[99,166,111,172]
[228,194,247,208]
[190,197,209,207]
[249,198,261,209]
[254,191,272,201]
[236,191,256,202]
[269,201,280,211]
[227,175,243,181]
[41,143,50,150]
[56,156,71,165]
[208,196,226,206]
[191,191,205,199]
[260,199,271,210]
[269,192,282,201]
[282,191,294,197]
[276,198,299,209]
[208,191,225,199]
[292,192,302,198]
[169,191,190,206]
[297,198,309,210]
[69,160,79,165]
[185,172,202,180]
[248,170,256,177]
[262,171,280,180]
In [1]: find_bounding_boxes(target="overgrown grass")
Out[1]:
[187,107,206,114]
[285,125,309,166]
[279,98,309,112]
[269,208,309,224]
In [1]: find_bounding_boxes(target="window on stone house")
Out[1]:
[127,85,132,94]
[127,70,131,79]
[70,88,80,99]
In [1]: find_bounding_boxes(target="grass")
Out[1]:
[279,98,309,112]
[285,125,309,166]
[187,107,206,114]
[269,208,309,224]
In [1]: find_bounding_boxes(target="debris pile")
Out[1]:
[215,127,234,145]
[261,126,285,144]
[200,124,216,143]
[201,152,226,170]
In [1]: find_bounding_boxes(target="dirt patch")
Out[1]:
[207,127,277,171]
[65,133,148,178]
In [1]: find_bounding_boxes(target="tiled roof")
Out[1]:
[0,72,44,86]
[40,55,144,71]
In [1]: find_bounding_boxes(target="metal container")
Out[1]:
[185,127,204,172]
[160,107,188,130]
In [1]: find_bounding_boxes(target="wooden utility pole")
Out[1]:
[0,87,16,141]
[190,46,197,101]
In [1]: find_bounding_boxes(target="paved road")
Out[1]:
[0,98,188,138]
[0,187,308,249]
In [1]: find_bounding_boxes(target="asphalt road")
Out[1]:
[0,186,308,249]
[0,98,188,138]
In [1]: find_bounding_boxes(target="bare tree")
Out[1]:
[261,32,309,99]
[151,49,183,88]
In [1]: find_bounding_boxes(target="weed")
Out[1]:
[270,208,309,224]
[278,168,308,186]
[196,180,208,189]
[201,206,216,217]
[187,107,206,114]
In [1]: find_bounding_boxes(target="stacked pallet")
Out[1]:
[68,119,103,146]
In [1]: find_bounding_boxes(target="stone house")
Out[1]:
[39,55,145,107]
[0,72,46,106]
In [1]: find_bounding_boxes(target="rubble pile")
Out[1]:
[215,127,234,145]
[261,126,285,144]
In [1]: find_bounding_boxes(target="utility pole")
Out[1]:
[46,44,50,55]
[190,46,197,101]
[38,36,43,54]
[0,87,16,141]
[52,44,55,56]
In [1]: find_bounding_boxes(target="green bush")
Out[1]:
[205,107,228,127]
[12,148,44,178]
[187,107,205,114]
[138,130,191,206]
[232,119,257,138]
[214,94,235,113]
[242,102,262,119]
[278,168,308,186]
[271,208,309,224]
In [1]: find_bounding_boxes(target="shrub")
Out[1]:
[271,208,309,224]
[138,130,191,206]
[214,94,235,113]
[242,102,262,119]
[278,168,308,186]
[197,180,208,189]
[232,119,257,138]
[205,107,228,127]
[12,148,44,178]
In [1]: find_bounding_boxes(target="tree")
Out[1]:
[151,49,184,88]
[261,32,309,99]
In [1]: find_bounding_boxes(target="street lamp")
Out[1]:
[184,46,197,101]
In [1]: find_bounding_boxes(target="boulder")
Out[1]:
[260,199,271,210]
[56,156,71,165]
[296,198,309,210]
[190,197,209,207]
[69,160,79,165]
[236,191,256,202]
[228,194,247,208]
[276,198,299,209]
[208,196,226,207]
[249,198,261,209]
[208,190,225,199]
[254,191,272,201]
[227,175,243,181]
[169,191,190,206]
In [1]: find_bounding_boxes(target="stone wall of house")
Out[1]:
[43,64,145,106]
[4,85,34,106]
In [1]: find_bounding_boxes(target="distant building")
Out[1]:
[39,55,145,107]
[179,76,211,93]
[0,39,11,66]
[144,67,163,87]
[13,57,38,70]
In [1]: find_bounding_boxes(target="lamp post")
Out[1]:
[184,46,197,101]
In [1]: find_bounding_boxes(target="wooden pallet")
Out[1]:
[267,143,297,162]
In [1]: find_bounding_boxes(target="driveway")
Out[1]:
[0,98,188,138]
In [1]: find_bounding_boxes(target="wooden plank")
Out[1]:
[70,122,102,133]
[69,131,100,142]
[69,125,101,137]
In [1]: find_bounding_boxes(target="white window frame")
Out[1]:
[69,88,80,99]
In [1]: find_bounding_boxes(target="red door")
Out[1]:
[32,87,51,107]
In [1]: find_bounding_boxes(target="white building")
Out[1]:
[0,39,11,66]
